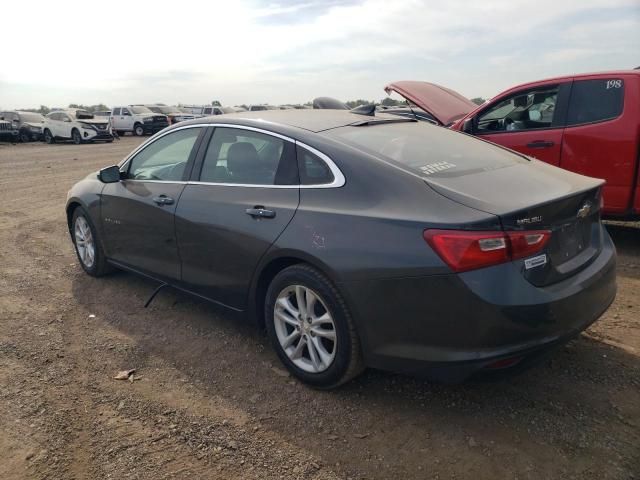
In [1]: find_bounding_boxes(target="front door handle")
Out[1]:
[153,195,174,206]
[246,206,276,219]
[526,140,555,149]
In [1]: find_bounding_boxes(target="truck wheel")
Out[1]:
[43,129,55,144]
[72,129,82,144]
[134,124,145,136]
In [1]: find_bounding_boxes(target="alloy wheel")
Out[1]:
[273,285,337,373]
[74,216,95,268]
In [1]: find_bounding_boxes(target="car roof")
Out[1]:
[508,69,639,90]
[176,109,378,133]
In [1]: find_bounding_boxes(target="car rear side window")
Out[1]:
[566,79,624,126]
[297,145,334,185]
[127,127,202,181]
[199,127,297,185]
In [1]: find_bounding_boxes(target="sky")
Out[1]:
[1,0,638,109]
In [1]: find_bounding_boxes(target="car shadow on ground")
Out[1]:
[70,255,640,477]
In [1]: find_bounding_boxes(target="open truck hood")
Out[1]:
[384,81,477,126]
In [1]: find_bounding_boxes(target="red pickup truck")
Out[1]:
[385,70,640,218]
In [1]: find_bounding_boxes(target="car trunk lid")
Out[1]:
[425,160,604,286]
[384,81,477,126]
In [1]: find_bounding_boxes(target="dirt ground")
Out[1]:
[0,137,638,480]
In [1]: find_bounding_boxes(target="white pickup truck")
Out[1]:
[111,106,169,136]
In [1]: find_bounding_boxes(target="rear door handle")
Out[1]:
[526,140,555,149]
[153,195,174,206]
[246,206,276,218]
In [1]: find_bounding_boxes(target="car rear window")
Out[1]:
[328,121,526,178]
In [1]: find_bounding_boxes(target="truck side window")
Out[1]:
[113,108,121,115]
[122,108,131,116]
[566,79,624,126]
[475,87,559,133]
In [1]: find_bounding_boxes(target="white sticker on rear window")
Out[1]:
[418,161,456,176]
[524,254,547,270]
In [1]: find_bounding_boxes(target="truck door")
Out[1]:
[111,108,121,130]
[121,108,134,131]
[560,76,632,216]
[471,82,570,167]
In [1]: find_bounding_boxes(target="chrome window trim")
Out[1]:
[118,123,345,189]
[118,123,209,170]
[295,141,345,189]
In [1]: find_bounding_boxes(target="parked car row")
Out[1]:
[0,110,45,142]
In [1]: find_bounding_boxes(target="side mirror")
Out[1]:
[98,165,122,183]
[462,118,473,134]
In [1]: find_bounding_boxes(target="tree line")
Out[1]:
[9,97,487,115]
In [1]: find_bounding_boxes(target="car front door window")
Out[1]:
[475,86,560,133]
[127,128,202,181]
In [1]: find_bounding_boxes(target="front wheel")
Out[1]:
[71,207,112,277]
[43,129,54,144]
[265,264,364,388]
[19,130,31,143]
[72,129,82,144]
[134,124,145,136]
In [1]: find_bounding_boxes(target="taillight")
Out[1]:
[424,229,551,272]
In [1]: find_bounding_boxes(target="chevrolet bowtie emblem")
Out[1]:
[577,201,592,219]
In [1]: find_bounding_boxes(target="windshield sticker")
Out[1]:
[418,161,456,176]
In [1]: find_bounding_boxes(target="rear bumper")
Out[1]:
[342,231,617,382]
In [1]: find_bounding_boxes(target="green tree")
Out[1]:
[345,99,373,109]
[380,97,402,107]
[211,100,221,106]
[470,97,486,105]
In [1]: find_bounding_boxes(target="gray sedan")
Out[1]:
[65,110,616,388]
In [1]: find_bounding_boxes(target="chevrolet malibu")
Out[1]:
[65,110,616,388]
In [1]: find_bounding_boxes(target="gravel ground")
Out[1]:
[0,137,638,480]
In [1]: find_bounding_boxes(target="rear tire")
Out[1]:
[134,124,144,136]
[43,129,54,144]
[265,264,364,389]
[71,207,113,277]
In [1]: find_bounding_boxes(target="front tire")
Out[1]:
[265,264,364,388]
[72,129,82,144]
[19,130,31,143]
[134,124,145,136]
[71,207,112,277]
[43,129,54,144]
